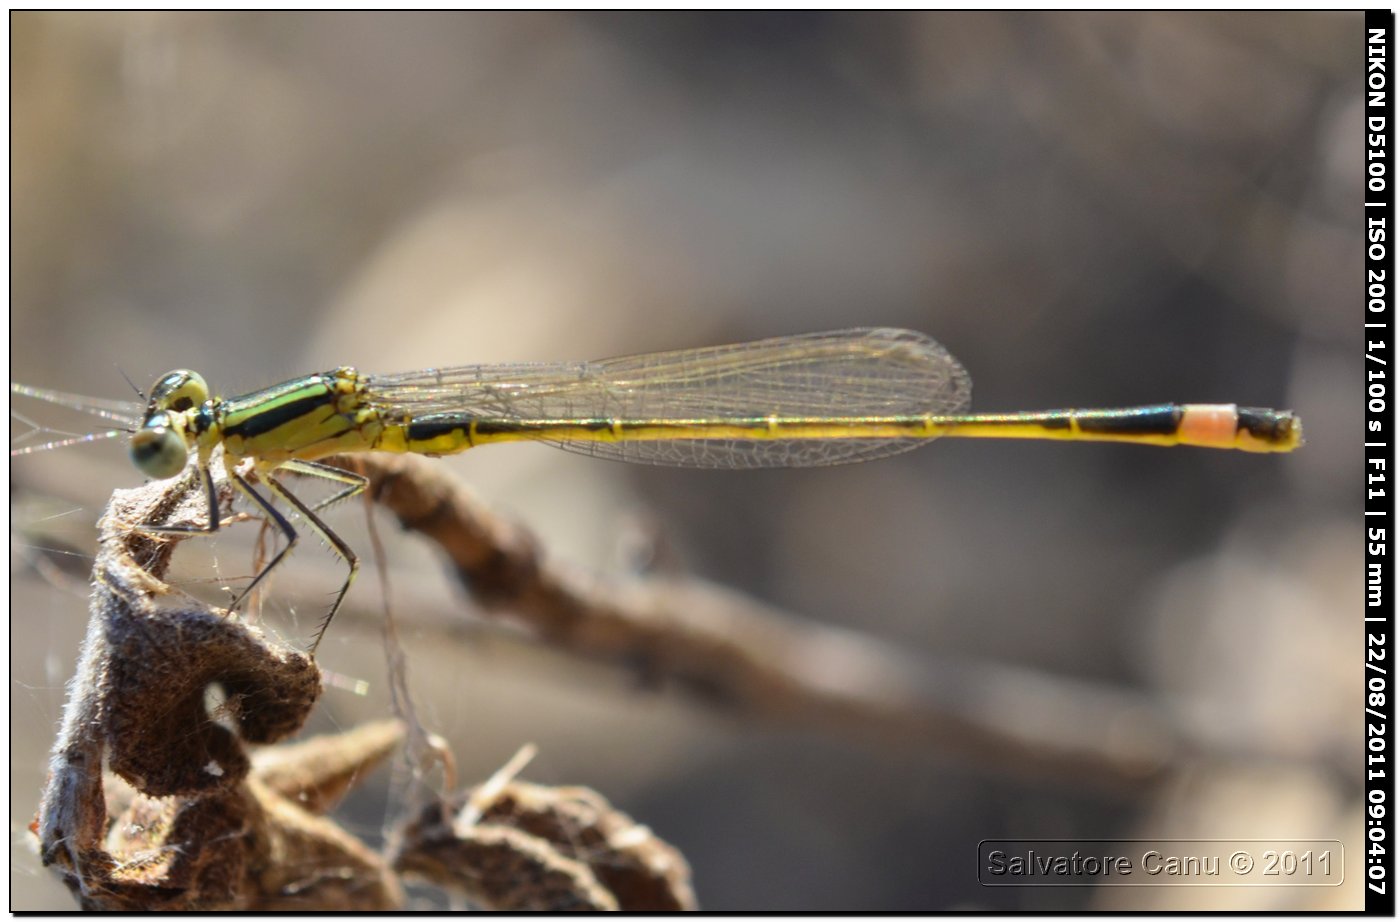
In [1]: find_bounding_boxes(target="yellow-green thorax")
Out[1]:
[212,368,386,465]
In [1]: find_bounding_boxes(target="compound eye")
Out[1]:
[130,416,189,480]
[148,369,209,413]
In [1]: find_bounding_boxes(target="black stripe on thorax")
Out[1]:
[220,385,339,441]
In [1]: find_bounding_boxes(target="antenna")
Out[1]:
[117,366,146,403]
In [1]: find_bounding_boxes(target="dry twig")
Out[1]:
[393,745,697,910]
[32,469,695,910]
[32,473,402,909]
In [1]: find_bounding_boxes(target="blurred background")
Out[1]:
[10,11,1362,910]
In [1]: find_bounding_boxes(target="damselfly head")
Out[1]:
[127,369,214,478]
[129,412,190,479]
[147,369,209,415]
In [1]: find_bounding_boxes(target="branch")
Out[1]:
[331,453,1185,789]
[31,469,696,910]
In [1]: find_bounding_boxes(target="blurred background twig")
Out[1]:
[339,452,1188,789]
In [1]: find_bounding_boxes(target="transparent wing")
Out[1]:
[10,383,142,457]
[10,383,143,423]
[364,328,972,468]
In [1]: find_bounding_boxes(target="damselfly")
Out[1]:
[11,328,1302,651]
